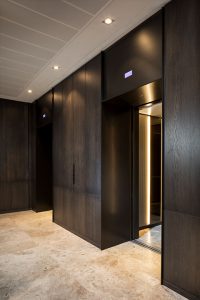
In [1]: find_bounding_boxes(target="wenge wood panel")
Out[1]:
[36,124,52,212]
[28,102,36,210]
[34,90,53,212]
[85,57,101,244]
[53,81,64,223]
[72,57,101,245]
[0,99,29,213]
[62,76,75,230]
[164,0,200,217]
[102,101,132,249]
[36,90,53,128]
[163,0,200,298]
[53,55,101,247]
[85,57,101,196]
[73,66,86,236]
[104,11,162,100]
[163,210,200,300]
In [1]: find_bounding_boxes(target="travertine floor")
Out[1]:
[0,211,186,300]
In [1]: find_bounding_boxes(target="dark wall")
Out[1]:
[163,0,200,299]
[102,101,132,249]
[33,91,53,212]
[0,99,30,212]
[103,11,162,100]
[53,77,73,229]
[36,124,52,212]
[36,91,53,128]
[53,55,101,247]
[28,102,36,212]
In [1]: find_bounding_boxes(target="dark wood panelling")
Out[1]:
[28,102,36,210]
[73,58,101,244]
[164,0,200,217]
[0,99,30,213]
[36,124,52,212]
[53,81,64,223]
[34,90,53,212]
[62,76,74,230]
[163,210,200,300]
[85,57,101,244]
[102,101,132,249]
[37,90,53,128]
[104,12,162,100]
[163,0,200,299]
[106,80,162,107]
[53,55,101,247]
[73,66,86,236]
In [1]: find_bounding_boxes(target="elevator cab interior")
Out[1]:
[136,102,162,252]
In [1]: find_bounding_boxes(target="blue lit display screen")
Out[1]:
[124,70,133,79]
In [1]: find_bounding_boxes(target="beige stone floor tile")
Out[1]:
[0,211,186,300]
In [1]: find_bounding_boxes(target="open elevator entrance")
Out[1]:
[101,80,163,252]
[136,102,162,252]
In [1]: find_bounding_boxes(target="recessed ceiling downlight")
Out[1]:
[28,89,32,93]
[52,65,60,70]
[103,18,114,25]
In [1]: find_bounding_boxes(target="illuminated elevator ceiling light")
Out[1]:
[140,102,162,118]
[103,18,114,25]
[145,103,152,108]
[28,89,32,93]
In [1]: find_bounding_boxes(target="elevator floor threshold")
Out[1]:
[134,225,161,253]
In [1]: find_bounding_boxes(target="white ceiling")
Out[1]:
[0,0,169,103]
